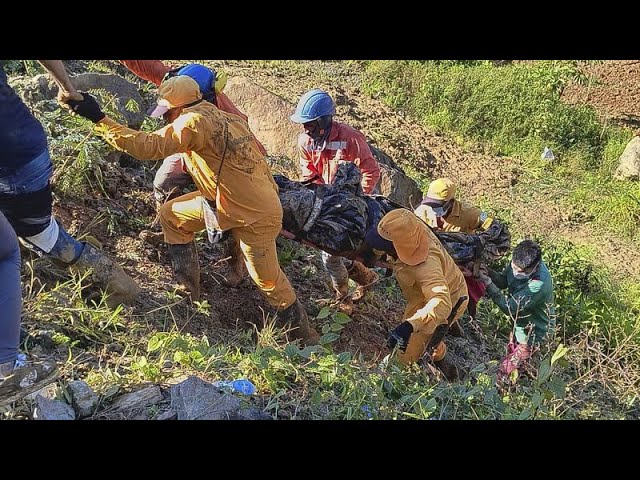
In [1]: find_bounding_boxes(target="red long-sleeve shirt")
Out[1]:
[297,121,380,194]
[119,60,267,155]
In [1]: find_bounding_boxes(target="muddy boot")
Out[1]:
[434,354,460,382]
[0,358,58,408]
[348,261,379,303]
[279,300,321,346]
[220,237,246,288]
[332,278,354,316]
[167,242,201,302]
[70,242,141,308]
[448,320,465,338]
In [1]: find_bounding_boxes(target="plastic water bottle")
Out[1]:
[212,379,256,395]
[15,353,27,369]
[361,405,373,419]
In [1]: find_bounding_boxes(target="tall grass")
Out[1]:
[361,61,640,242]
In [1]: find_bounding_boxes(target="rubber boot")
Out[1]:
[220,237,246,288]
[348,261,379,302]
[448,320,465,338]
[278,300,320,346]
[167,242,201,301]
[434,354,460,381]
[70,242,141,308]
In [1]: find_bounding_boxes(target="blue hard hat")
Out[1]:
[177,64,216,96]
[290,88,335,123]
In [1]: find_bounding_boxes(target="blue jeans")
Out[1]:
[0,148,52,194]
[0,149,53,237]
[0,211,21,365]
[0,149,83,262]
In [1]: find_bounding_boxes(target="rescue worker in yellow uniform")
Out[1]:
[67,76,319,345]
[368,208,469,380]
[414,178,494,323]
[414,178,494,234]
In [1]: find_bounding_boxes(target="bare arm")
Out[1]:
[37,60,83,103]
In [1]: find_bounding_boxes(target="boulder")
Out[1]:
[614,136,640,181]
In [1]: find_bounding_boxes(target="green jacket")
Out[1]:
[487,261,555,345]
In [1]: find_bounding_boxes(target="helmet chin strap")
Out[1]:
[311,116,333,144]
[184,99,204,108]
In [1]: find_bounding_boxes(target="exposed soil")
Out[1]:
[563,60,640,132]
[10,60,640,415]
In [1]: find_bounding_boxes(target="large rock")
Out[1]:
[224,77,301,164]
[156,409,177,421]
[34,395,75,420]
[224,77,422,205]
[111,385,164,412]
[171,376,242,420]
[615,136,640,181]
[68,380,98,418]
[170,376,267,420]
[369,145,423,208]
[19,72,146,128]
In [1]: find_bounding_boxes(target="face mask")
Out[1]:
[431,206,446,217]
[431,200,453,218]
[303,121,320,137]
[512,262,538,280]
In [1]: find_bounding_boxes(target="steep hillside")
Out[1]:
[2,60,638,420]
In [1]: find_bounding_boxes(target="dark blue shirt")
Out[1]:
[0,65,47,169]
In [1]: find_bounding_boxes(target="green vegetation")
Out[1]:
[361,61,640,243]
[3,60,639,420]
[14,260,575,420]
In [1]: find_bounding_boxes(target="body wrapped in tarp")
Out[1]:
[435,221,511,264]
[274,163,369,254]
[275,162,510,264]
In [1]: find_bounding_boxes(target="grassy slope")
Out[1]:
[2,60,638,420]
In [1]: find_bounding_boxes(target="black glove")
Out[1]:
[66,91,105,123]
[387,321,414,352]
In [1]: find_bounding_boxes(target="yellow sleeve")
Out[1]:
[96,114,205,161]
[404,259,453,334]
[461,204,494,231]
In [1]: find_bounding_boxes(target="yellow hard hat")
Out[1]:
[426,178,456,202]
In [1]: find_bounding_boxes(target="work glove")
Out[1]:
[477,271,492,287]
[473,264,491,286]
[66,91,105,123]
[387,321,414,352]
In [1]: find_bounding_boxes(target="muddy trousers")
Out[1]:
[160,191,297,309]
[153,153,192,204]
[321,251,353,291]
[0,211,21,365]
[397,294,468,365]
